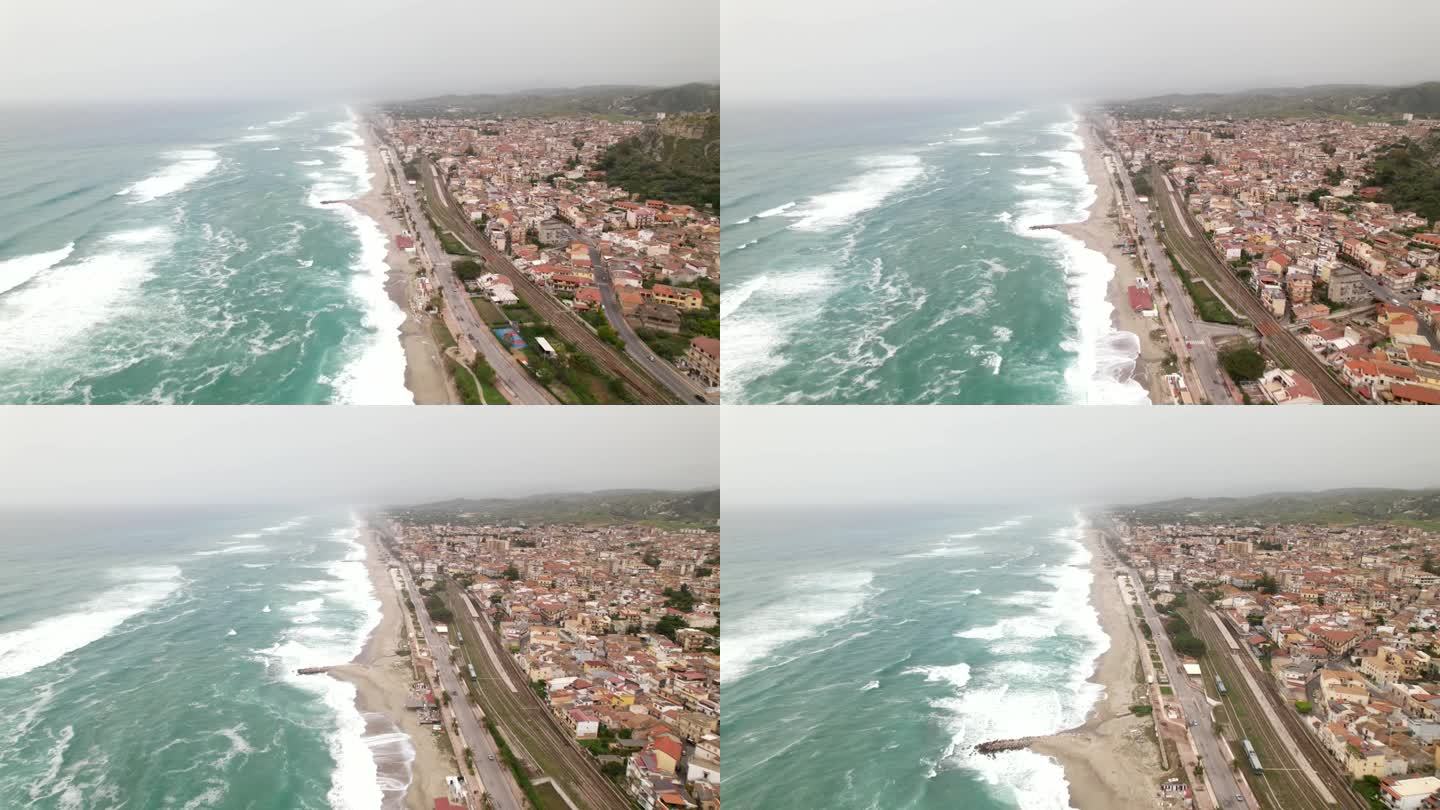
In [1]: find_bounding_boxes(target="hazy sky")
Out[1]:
[724,407,1440,508]
[724,0,1440,104]
[1,1,717,104]
[0,408,717,507]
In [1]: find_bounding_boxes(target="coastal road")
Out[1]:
[374,131,556,405]
[1119,559,1246,809]
[577,236,714,403]
[399,565,525,810]
[445,584,633,810]
[419,160,681,405]
[1095,125,1231,405]
[1148,166,1362,404]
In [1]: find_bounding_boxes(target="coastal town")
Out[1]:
[1093,110,1440,405]
[363,101,720,406]
[1103,512,1440,810]
[366,511,720,810]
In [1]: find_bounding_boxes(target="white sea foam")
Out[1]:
[720,268,838,401]
[783,155,924,232]
[256,517,388,809]
[983,111,1029,127]
[194,544,267,556]
[930,516,1106,809]
[1007,109,1148,406]
[0,565,183,679]
[309,110,410,406]
[733,239,759,251]
[295,159,324,166]
[905,663,972,689]
[0,243,76,297]
[117,149,220,203]
[976,152,1003,157]
[721,570,876,684]
[755,201,796,218]
[731,216,754,225]
[861,680,880,691]
[949,136,992,146]
[0,227,173,362]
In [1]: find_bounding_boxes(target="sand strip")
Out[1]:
[1030,527,1165,809]
[349,123,454,405]
[1057,125,1172,404]
[330,529,454,810]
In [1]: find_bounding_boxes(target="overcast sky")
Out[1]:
[724,0,1440,105]
[724,407,1440,508]
[0,408,717,507]
[0,1,717,104]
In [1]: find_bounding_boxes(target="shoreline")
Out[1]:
[348,123,454,405]
[1056,123,1171,405]
[329,527,452,810]
[1030,526,1163,809]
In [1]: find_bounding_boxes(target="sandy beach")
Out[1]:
[330,530,454,810]
[349,126,455,405]
[1030,527,1165,810]
[1057,125,1172,404]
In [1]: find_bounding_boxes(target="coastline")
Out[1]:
[329,528,452,810]
[1056,124,1171,404]
[1030,526,1163,809]
[348,124,454,405]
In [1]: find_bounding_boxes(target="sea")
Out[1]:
[0,103,408,404]
[721,102,1148,405]
[721,507,1108,810]
[0,508,414,809]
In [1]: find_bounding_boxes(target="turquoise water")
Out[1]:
[721,507,1106,810]
[0,508,407,809]
[720,103,1147,404]
[0,104,407,403]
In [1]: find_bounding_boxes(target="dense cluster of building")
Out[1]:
[386,519,720,809]
[1109,115,1440,404]
[380,113,721,389]
[1118,519,1440,805]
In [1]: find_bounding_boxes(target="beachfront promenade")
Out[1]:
[398,562,525,810]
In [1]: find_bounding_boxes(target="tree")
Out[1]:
[1220,346,1265,383]
[503,564,520,581]
[654,614,688,641]
[453,258,484,281]
[642,550,661,568]
[1256,573,1279,595]
[1295,700,1313,714]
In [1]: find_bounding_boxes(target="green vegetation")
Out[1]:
[1220,345,1265,383]
[1123,487,1440,530]
[1166,248,1238,325]
[504,564,520,581]
[663,584,696,612]
[654,614,688,641]
[484,717,546,809]
[1163,615,1208,658]
[1130,704,1155,717]
[453,258,484,281]
[1131,171,1153,197]
[598,113,719,210]
[1109,81,1440,119]
[1355,775,1386,810]
[425,594,453,623]
[1367,133,1440,224]
[384,83,718,119]
[1295,699,1313,714]
[389,488,720,529]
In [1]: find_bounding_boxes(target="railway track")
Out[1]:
[1150,167,1362,405]
[420,161,678,405]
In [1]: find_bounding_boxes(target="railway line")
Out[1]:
[1149,167,1362,404]
[1186,602,1362,810]
[420,160,681,405]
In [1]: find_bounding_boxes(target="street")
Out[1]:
[397,563,526,810]
[373,128,556,405]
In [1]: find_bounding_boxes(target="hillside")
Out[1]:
[1365,131,1440,224]
[1109,81,1440,119]
[1120,488,1440,528]
[389,488,720,528]
[383,83,719,119]
[598,112,720,210]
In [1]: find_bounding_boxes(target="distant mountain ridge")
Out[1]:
[1109,81,1440,118]
[391,488,720,527]
[1121,487,1440,526]
[383,83,719,118]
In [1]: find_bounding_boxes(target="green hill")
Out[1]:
[390,489,720,528]
[1366,131,1440,224]
[384,83,719,119]
[1121,487,1440,528]
[598,112,720,210]
[1108,81,1440,119]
